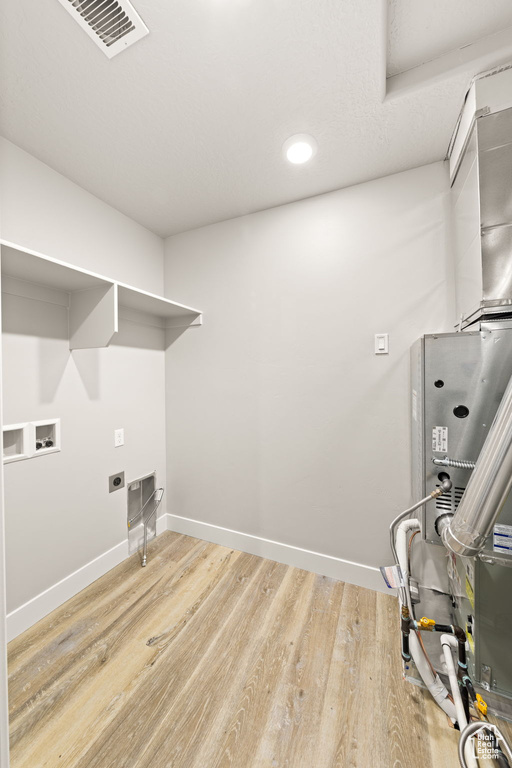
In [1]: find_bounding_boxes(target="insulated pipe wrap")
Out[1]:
[443,372,512,557]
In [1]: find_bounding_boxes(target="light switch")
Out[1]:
[114,428,125,447]
[375,333,389,355]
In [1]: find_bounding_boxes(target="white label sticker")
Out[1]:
[379,565,404,590]
[412,389,418,422]
[493,523,512,553]
[432,426,448,453]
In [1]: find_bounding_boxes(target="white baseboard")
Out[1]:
[7,513,386,642]
[6,515,168,642]
[166,514,386,594]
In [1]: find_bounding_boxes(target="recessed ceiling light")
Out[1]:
[283,134,318,164]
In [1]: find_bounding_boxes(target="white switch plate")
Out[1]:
[114,428,125,447]
[374,333,389,354]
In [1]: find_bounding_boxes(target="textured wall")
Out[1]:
[164,161,454,575]
[2,302,166,613]
[1,140,167,613]
[0,138,164,293]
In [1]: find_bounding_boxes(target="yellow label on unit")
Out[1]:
[465,577,475,610]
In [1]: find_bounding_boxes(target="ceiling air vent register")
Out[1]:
[55,0,148,58]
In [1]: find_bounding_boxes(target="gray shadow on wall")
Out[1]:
[1,294,67,340]
[112,321,166,351]
[71,349,100,400]
[165,327,194,348]
[1,293,71,403]
[39,338,70,403]
[109,322,193,350]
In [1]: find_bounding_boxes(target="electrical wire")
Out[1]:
[408,529,420,574]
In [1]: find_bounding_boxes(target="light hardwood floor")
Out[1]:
[7,531,509,767]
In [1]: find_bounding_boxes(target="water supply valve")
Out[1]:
[418,616,436,630]
[36,437,54,450]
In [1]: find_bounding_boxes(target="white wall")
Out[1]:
[164,162,455,584]
[0,138,164,293]
[2,298,166,616]
[0,285,9,767]
[0,139,167,634]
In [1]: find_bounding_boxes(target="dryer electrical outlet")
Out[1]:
[109,472,125,493]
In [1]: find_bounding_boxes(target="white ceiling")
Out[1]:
[388,0,512,76]
[1,0,511,237]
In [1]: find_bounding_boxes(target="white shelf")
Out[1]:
[117,283,202,326]
[0,241,203,347]
[1,245,111,292]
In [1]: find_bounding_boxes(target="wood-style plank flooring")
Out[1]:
[7,531,510,767]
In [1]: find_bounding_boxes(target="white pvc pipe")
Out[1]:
[396,519,457,721]
[440,635,467,728]
[441,634,478,768]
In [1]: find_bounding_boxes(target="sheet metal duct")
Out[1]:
[452,106,512,328]
[441,370,512,556]
[444,89,512,557]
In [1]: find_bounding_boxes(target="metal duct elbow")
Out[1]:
[442,372,512,557]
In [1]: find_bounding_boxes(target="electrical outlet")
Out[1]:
[109,472,125,493]
[114,428,124,447]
